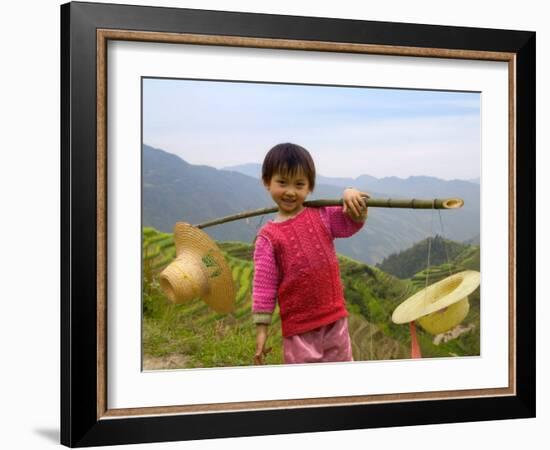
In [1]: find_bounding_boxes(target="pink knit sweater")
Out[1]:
[252,206,365,336]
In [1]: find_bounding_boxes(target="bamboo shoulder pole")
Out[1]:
[194,197,463,230]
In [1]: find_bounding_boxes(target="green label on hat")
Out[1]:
[202,252,222,278]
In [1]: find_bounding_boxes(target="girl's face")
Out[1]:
[264,170,311,217]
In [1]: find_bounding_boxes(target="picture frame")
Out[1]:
[60,1,535,447]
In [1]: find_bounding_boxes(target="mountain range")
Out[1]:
[223,162,479,191]
[143,144,480,264]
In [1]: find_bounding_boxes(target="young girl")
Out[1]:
[252,143,369,365]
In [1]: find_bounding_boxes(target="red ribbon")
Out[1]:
[409,321,422,359]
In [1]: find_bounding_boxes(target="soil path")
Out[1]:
[143,353,190,370]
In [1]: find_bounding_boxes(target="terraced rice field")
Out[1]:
[142,227,480,369]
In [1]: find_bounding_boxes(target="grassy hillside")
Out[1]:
[376,234,470,279]
[142,227,480,369]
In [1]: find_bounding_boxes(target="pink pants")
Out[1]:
[283,317,354,364]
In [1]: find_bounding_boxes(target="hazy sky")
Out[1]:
[143,78,480,180]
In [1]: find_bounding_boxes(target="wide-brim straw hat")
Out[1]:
[159,222,235,313]
[392,270,480,335]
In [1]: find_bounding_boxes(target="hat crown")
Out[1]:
[158,222,236,313]
[159,255,209,304]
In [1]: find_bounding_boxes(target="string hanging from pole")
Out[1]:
[438,209,454,279]
[424,199,436,294]
[411,201,455,359]
[411,200,437,359]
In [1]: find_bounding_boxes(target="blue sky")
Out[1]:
[143,78,480,180]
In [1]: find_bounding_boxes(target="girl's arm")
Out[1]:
[252,236,279,323]
[252,236,279,364]
[320,188,369,239]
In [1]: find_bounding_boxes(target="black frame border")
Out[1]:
[61,1,535,447]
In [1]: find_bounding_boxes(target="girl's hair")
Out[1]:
[261,143,316,191]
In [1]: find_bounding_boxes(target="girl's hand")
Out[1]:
[343,188,370,221]
[254,346,272,365]
[254,324,272,365]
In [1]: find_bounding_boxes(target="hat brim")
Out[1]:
[172,222,235,313]
[392,270,480,324]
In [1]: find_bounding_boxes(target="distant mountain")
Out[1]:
[222,162,366,187]
[222,163,261,179]
[223,163,478,196]
[143,145,272,244]
[144,145,480,264]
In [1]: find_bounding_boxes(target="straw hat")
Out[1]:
[392,270,480,335]
[159,222,235,313]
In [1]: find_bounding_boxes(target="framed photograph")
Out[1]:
[61,1,535,447]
